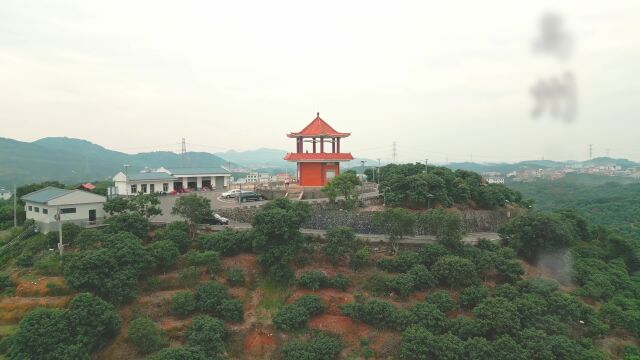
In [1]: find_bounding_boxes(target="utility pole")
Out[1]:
[392,142,397,163]
[124,164,130,196]
[13,184,17,228]
[361,160,366,182]
[56,207,63,256]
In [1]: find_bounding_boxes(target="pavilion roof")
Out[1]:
[287,113,350,138]
[284,152,354,162]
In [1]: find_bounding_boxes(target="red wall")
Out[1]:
[298,162,340,187]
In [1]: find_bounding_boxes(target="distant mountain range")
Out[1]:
[0,137,229,186]
[446,158,639,174]
[1,136,637,186]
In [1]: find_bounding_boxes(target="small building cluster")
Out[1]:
[112,167,231,196]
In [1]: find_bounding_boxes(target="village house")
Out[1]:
[21,186,106,233]
[113,167,231,195]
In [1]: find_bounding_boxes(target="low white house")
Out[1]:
[22,187,107,233]
[113,167,232,196]
[0,187,11,200]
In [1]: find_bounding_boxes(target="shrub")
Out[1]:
[16,254,34,267]
[298,270,328,290]
[0,275,14,291]
[460,285,490,310]
[179,266,200,288]
[170,291,196,318]
[198,229,252,256]
[342,300,402,330]
[75,228,108,250]
[387,273,416,298]
[148,347,208,360]
[426,291,459,313]
[408,264,436,290]
[274,295,325,331]
[418,243,450,268]
[281,331,342,360]
[323,227,359,265]
[329,274,351,291]
[195,282,230,314]
[410,302,445,332]
[364,272,391,296]
[432,255,478,288]
[219,299,244,323]
[149,240,180,271]
[349,247,371,270]
[66,293,121,352]
[104,212,151,239]
[273,303,310,331]
[186,315,226,357]
[226,268,246,287]
[295,295,325,316]
[156,223,191,253]
[378,251,421,273]
[186,251,220,274]
[34,254,63,275]
[46,282,72,296]
[126,317,165,355]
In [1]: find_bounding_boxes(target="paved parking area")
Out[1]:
[151,191,268,223]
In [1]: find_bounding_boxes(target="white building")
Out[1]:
[113,167,231,196]
[485,177,505,184]
[0,187,11,200]
[245,173,259,183]
[22,187,106,233]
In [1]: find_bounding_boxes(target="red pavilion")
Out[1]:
[284,113,354,187]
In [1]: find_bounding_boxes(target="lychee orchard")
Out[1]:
[284,113,354,187]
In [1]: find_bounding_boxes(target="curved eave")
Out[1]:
[283,153,355,162]
[286,132,351,138]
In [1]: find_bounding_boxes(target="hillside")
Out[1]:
[447,157,639,174]
[0,137,230,186]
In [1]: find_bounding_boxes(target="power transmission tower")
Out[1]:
[392,142,397,163]
[589,144,593,160]
[181,138,187,155]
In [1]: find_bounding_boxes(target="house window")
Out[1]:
[42,208,48,214]
[34,207,39,213]
[163,183,169,192]
[149,184,155,193]
[61,208,76,214]
[28,205,32,211]
[131,184,137,194]
[141,184,148,193]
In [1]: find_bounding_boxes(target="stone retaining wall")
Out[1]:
[216,203,520,234]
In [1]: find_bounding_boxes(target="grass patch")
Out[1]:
[0,325,17,337]
[258,279,292,314]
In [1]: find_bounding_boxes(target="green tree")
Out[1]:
[281,331,342,360]
[473,297,521,338]
[373,208,416,253]
[323,226,360,265]
[322,170,361,208]
[66,293,121,352]
[194,282,230,315]
[126,317,166,355]
[7,308,76,360]
[416,209,463,249]
[170,291,197,318]
[499,212,576,262]
[148,240,180,271]
[459,285,489,310]
[172,194,213,237]
[252,198,311,281]
[103,193,162,218]
[431,255,477,288]
[186,315,226,358]
[104,212,150,239]
[400,326,464,360]
[147,347,208,360]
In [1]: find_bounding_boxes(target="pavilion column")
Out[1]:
[332,138,336,153]
[337,138,341,153]
[313,138,316,153]
[320,137,324,153]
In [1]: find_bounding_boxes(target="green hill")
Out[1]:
[0,137,230,185]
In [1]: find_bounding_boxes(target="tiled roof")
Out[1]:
[167,167,231,176]
[127,172,177,181]
[284,153,354,161]
[287,113,350,138]
[21,187,72,204]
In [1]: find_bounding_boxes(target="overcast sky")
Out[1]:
[1,0,639,163]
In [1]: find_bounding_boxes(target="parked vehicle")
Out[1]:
[202,213,230,225]
[222,189,243,198]
[239,191,264,202]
